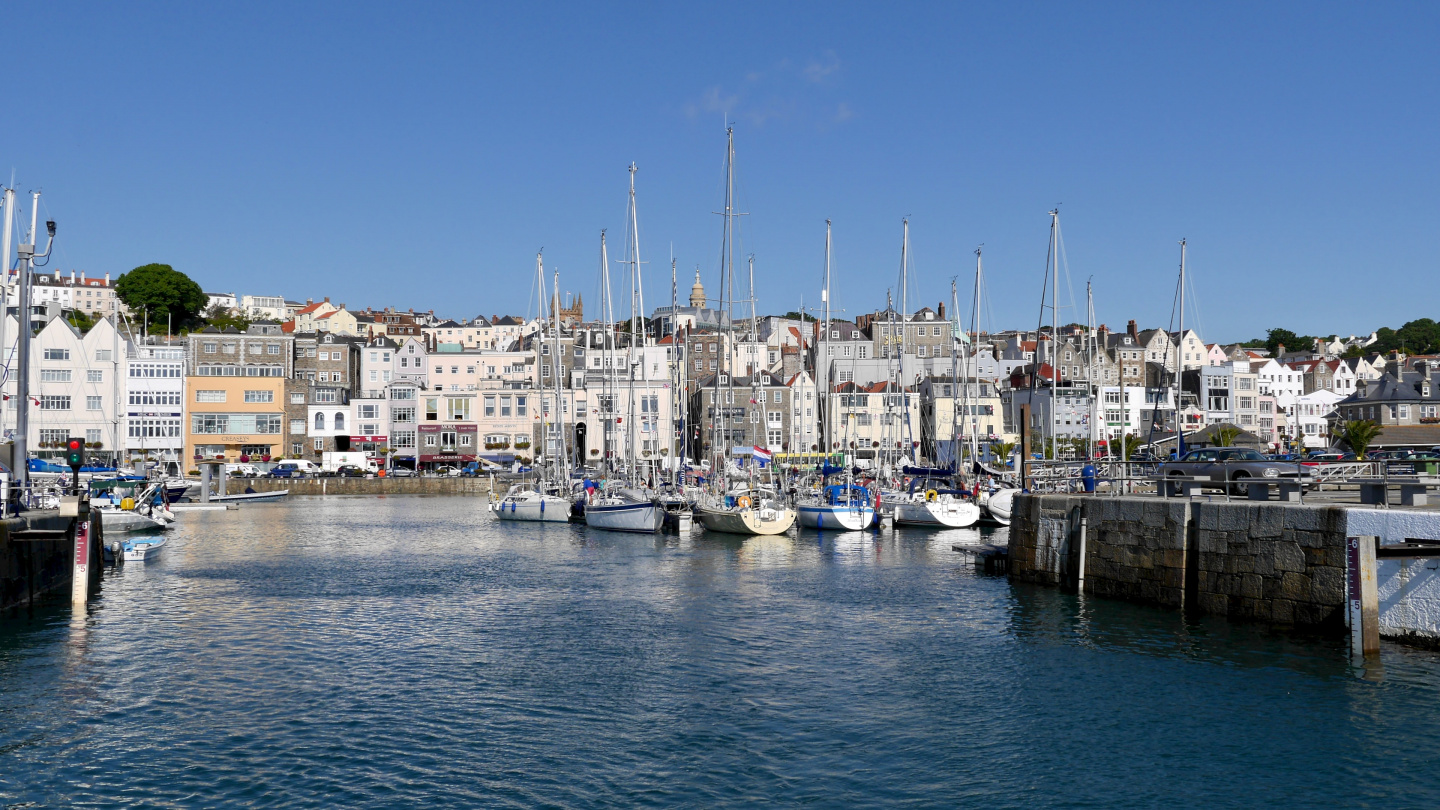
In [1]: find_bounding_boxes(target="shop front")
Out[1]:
[417,423,477,469]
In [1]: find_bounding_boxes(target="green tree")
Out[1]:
[115,264,207,329]
[64,309,97,333]
[203,303,251,332]
[781,311,816,322]
[1119,433,1145,460]
[1372,319,1440,355]
[1335,419,1383,459]
[1264,328,1312,357]
[1213,425,1243,447]
[990,441,1017,467]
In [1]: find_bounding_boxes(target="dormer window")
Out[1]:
[1425,384,1432,397]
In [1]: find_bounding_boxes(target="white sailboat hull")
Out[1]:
[892,497,981,528]
[585,501,664,533]
[797,503,875,531]
[493,495,571,523]
[694,503,797,535]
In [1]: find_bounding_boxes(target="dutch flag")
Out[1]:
[752,446,772,464]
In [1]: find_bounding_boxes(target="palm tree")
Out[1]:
[1213,425,1242,447]
[1336,419,1382,459]
[990,441,1017,467]
[1119,433,1145,460]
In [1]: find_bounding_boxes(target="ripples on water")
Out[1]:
[4,495,1440,807]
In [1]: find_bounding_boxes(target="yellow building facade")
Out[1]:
[183,375,290,463]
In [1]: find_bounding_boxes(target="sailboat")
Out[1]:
[964,247,1018,525]
[692,127,796,536]
[796,220,875,531]
[584,166,664,533]
[493,253,572,523]
[878,220,978,529]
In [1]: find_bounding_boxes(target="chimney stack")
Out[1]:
[937,301,946,321]
[104,272,110,284]
[1127,320,1139,341]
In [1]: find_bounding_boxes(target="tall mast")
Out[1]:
[898,219,910,467]
[625,163,643,481]
[627,162,644,352]
[1176,238,1187,456]
[552,268,567,483]
[0,189,12,446]
[535,251,547,473]
[1086,279,1098,460]
[950,277,961,471]
[1049,209,1060,459]
[710,127,737,476]
[821,220,831,461]
[671,255,680,481]
[970,247,983,465]
[599,230,616,474]
[747,253,759,484]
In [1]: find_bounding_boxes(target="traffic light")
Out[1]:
[65,437,84,469]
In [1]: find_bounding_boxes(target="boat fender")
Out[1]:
[925,489,938,503]
[120,497,135,511]
[736,495,752,509]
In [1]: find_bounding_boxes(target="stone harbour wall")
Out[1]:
[1010,494,1350,630]
[211,477,494,497]
[1193,502,1348,627]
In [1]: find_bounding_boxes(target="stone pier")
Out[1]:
[1009,494,1351,630]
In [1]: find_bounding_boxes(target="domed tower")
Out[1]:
[689,268,706,308]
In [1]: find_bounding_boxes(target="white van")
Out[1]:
[225,463,262,478]
[270,459,321,478]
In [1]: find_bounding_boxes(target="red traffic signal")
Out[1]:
[65,437,85,468]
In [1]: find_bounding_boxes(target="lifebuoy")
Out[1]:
[736,495,752,509]
[925,489,938,503]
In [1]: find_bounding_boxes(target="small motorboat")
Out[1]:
[121,535,167,561]
[979,485,1018,526]
[90,480,176,534]
[210,488,289,503]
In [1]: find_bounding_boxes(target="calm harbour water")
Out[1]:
[4,496,1440,808]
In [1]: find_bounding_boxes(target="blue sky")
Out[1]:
[2,2,1435,342]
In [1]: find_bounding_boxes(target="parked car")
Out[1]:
[225,463,262,478]
[432,465,462,477]
[386,467,415,478]
[1159,447,1315,495]
[334,464,369,478]
[269,459,321,478]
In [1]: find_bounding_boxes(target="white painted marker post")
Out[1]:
[1347,535,1380,659]
[71,514,90,608]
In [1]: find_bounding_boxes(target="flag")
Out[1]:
[752,445,772,463]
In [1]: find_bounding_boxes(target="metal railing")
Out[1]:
[1018,457,1430,503]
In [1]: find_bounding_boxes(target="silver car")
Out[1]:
[1159,447,1315,495]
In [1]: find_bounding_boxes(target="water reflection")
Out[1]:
[4,497,1440,808]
